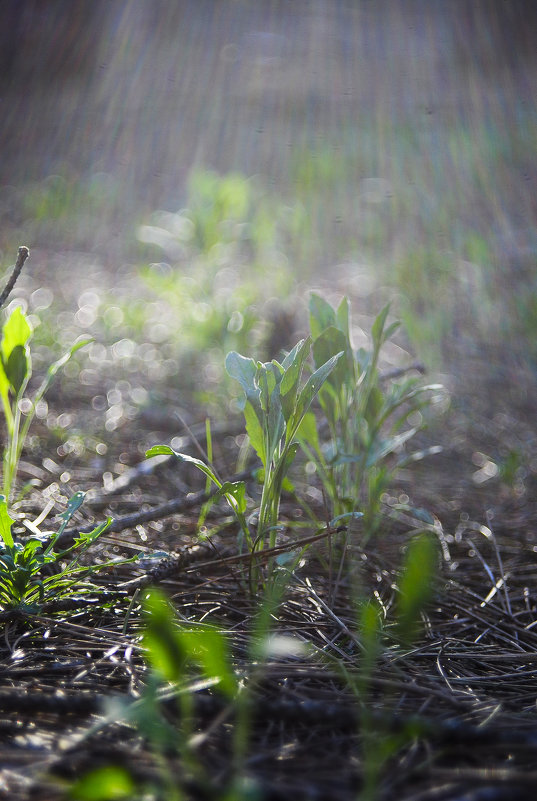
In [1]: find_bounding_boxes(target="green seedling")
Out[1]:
[0,303,91,503]
[301,294,442,537]
[148,340,341,565]
[99,574,294,801]
[394,531,438,647]
[0,491,134,615]
[225,340,342,552]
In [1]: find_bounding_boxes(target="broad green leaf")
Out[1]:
[213,480,247,514]
[371,304,391,348]
[336,295,351,338]
[0,497,15,548]
[180,627,237,698]
[295,410,321,455]
[316,380,339,430]
[4,344,30,396]
[281,338,307,371]
[258,361,280,413]
[225,350,258,395]
[20,538,46,560]
[364,384,384,424]
[281,441,299,473]
[146,444,174,458]
[244,399,266,467]
[291,352,343,434]
[142,588,186,682]
[280,338,310,422]
[266,382,285,464]
[70,765,135,801]
[1,306,32,361]
[0,362,9,410]
[309,293,336,339]
[312,326,350,388]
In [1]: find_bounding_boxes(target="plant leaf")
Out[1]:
[71,519,112,550]
[180,627,237,698]
[291,352,343,434]
[1,306,32,360]
[395,533,438,646]
[312,326,350,389]
[70,765,135,801]
[4,344,30,396]
[280,338,310,422]
[213,480,247,514]
[309,293,336,339]
[142,588,186,682]
[295,410,321,456]
[225,350,258,396]
[243,399,267,468]
[0,496,15,548]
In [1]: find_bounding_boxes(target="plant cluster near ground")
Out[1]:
[2,242,537,801]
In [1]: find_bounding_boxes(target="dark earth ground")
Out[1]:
[1,2,537,799]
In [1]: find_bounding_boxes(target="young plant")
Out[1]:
[301,294,442,537]
[80,587,239,801]
[0,303,91,504]
[0,491,134,615]
[329,533,438,801]
[148,340,341,561]
[225,339,341,551]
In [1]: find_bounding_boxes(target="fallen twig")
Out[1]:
[0,245,29,308]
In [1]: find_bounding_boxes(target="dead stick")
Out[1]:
[0,245,29,309]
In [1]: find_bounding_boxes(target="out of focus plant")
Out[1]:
[0,248,91,503]
[0,303,91,503]
[333,532,438,801]
[137,170,301,365]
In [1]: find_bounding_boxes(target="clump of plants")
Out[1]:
[302,294,443,536]
[148,294,442,567]
[148,336,342,574]
[0,491,122,615]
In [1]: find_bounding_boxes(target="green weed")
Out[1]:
[148,339,341,576]
[301,294,442,537]
[225,341,341,552]
[0,491,135,615]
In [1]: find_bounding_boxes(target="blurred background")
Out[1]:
[0,0,536,423]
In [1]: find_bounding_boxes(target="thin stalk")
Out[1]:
[4,399,22,502]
